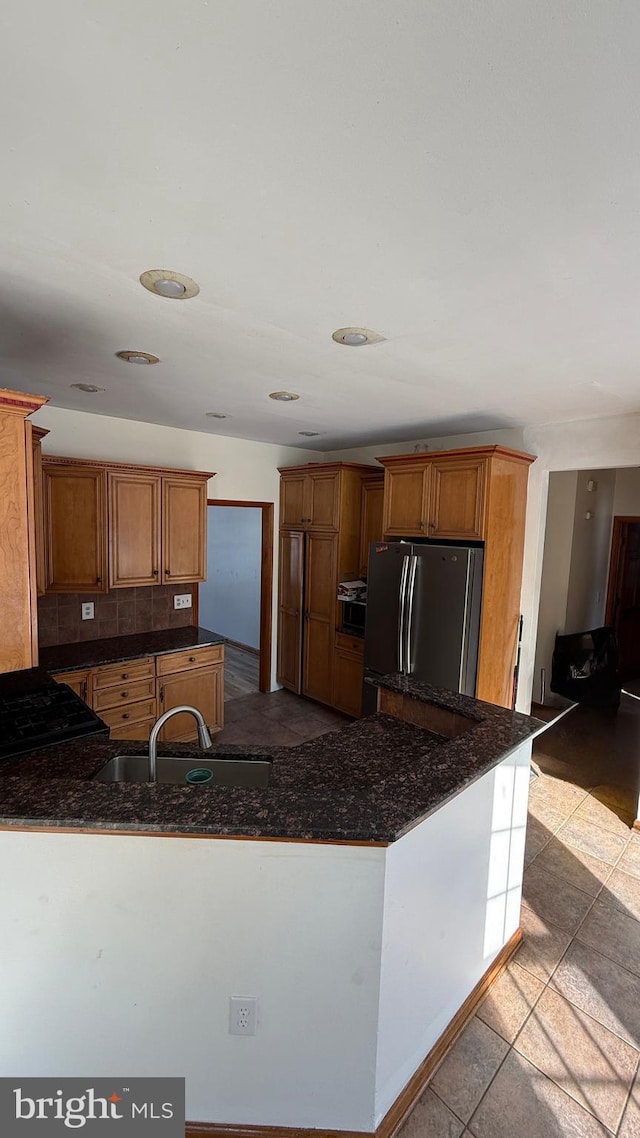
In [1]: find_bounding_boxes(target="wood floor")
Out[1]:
[224,643,260,701]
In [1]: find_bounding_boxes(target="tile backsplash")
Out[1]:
[37,584,196,648]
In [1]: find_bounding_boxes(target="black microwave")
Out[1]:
[340,600,366,636]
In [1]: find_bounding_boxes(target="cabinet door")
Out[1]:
[307,471,340,530]
[302,532,337,705]
[276,531,304,693]
[108,472,162,587]
[382,464,430,537]
[359,478,384,576]
[162,476,207,583]
[332,649,364,717]
[428,458,487,539]
[52,668,91,705]
[43,464,107,593]
[158,664,223,741]
[280,474,307,528]
[31,430,47,596]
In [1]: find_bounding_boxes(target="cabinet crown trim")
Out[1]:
[277,461,380,475]
[376,445,536,467]
[0,390,48,417]
[43,455,215,480]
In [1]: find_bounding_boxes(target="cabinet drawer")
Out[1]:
[156,644,224,676]
[100,698,157,728]
[92,657,155,690]
[108,717,156,741]
[92,676,156,712]
[335,632,364,658]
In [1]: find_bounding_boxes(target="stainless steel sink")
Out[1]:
[93,753,272,788]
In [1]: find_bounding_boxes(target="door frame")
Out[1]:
[605,516,640,625]
[206,499,274,693]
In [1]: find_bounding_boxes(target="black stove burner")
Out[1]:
[0,668,108,758]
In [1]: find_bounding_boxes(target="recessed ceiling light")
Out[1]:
[70,383,105,393]
[299,430,320,437]
[205,412,230,419]
[139,269,200,300]
[332,327,385,346]
[269,391,300,401]
[116,350,160,365]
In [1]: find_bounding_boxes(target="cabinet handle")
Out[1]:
[166,569,171,576]
[122,673,129,680]
[122,713,129,720]
[82,681,88,702]
[160,685,165,703]
[121,691,128,698]
[152,569,158,577]
[96,577,102,584]
[189,656,196,663]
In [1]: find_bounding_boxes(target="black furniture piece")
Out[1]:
[551,626,621,709]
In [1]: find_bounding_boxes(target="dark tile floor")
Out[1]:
[214,686,349,748]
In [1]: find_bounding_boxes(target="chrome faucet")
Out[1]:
[148,705,213,782]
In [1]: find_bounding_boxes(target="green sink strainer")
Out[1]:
[185,767,214,785]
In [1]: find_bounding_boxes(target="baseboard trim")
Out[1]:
[185,927,522,1138]
[225,637,260,657]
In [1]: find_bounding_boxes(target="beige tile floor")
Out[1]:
[398,771,640,1137]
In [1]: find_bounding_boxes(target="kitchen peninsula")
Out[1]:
[0,678,542,1136]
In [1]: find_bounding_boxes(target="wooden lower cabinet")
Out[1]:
[52,645,224,743]
[332,649,364,718]
[276,531,304,693]
[158,664,223,742]
[54,668,92,704]
[302,533,338,705]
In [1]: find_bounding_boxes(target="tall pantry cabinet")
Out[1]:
[277,463,378,706]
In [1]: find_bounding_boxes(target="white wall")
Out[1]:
[200,506,262,649]
[33,406,316,689]
[0,830,386,1131]
[532,471,577,705]
[613,467,640,517]
[374,740,530,1124]
[565,469,616,633]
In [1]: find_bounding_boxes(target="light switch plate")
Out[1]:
[81,602,94,620]
[174,594,192,610]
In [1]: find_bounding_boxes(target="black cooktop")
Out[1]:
[0,668,108,759]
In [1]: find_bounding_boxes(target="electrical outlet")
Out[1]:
[229,996,258,1036]
[81,603,94,620]
[173,594,192,610]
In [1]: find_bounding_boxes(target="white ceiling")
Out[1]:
[1,1,639,450]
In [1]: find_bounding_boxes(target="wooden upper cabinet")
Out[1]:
[280,473,307,528]
[108,472,161,587]
[43,463,107,593]
[41,458,212,594]
[279,468,340,530]
[359,476,384,575]
[162,477,207,584]
[428,458,487,539]
[382,463,430,537]
[307,471,340,530]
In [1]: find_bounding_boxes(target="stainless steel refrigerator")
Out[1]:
[363,541,484,715]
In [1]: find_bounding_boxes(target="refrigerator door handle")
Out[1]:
[397,554,411,673]
[404,554,418,673]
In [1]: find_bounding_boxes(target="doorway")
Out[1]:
[201,499,274,694]
[605,517,640,679]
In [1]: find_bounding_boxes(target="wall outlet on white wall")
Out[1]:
[81,603,94,620]
[229,996,258,1036]
[174,594,192,610]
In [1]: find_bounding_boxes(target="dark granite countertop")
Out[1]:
[0,676,544,844]
[39,627,225,673]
